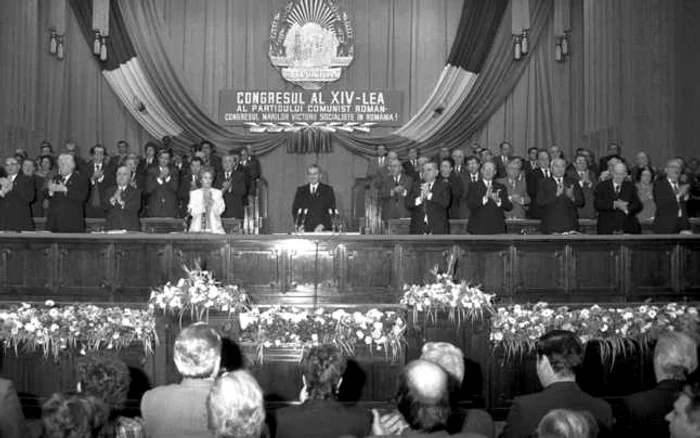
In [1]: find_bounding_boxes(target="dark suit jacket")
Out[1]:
[0,378,26,438]
[407,179,451,234]
[292,183,337,231]
[273,399,371,438]
[499,382,613,438]
[141,378,212,438]
[378,173,413,221]
[85,160,113,218]
[495,156,511,179]
[653,178,691,233]
[522,160,538,176]
[466,180,513,234]
[403,160,420,180]
[241,156,261,194]
[0,174,35,231]
[146,166,180,218]
[616,379,684,438]
[462,173,482,219]
[47,172,89,233]
[103,185,142,231]
[215,169,248,219]
[594,180,642,234]
[442,174,464,219]
[526,168,550,219]
[28,174,45,217]
[537,177,584,234]
[367,157,390,188]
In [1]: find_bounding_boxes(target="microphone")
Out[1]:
[301,208,308,231]
[295,208,303,229]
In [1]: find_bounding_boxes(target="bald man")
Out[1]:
[594,162,642,234]
[537,158,584,234]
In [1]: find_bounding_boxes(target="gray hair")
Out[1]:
[537,409,593,438]
[173,323,222,378]
[654,331,698,381]
[207,370,265,438]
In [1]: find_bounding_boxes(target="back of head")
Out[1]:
[536,330,583,379]
[174,323,222,379]
[300,344,347,400]
[42,393,108,438]
[420,342,465,388]
[76,354,130,415]
[536,409,594,438]
[654,332,698,381]
[396,360,451,433]
[207,370,265,438]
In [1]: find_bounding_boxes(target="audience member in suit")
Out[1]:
[378,158,413,225]
[273,345,371,438]
[370,360,484,438]
[180,157,203,217]
[636,167,657,221]
[497,159,530,220]
[0,156,35,231]
[439,158,465,220]
[570,154,597,220]
[452,149,467,177]
[616,332,697,438]
[85,144,113,218]
[111,140,130,168]
[200,140,222,175]
[42,393,107,438]
[46,154,89,233]
[172,151,187,176]
[595,162,642,234]
[403,147,421,180]
[598,142,622,175]
[467,161,513,234]
[526,150,552,219]
[21,158,45,217]
[0,376,25,437]
[292,164,337,232]
[124,154,145,216]
[599,156,624,182]
[537,159,584,234]
[407,161,451,235]
[665,378,700,438]
[38,141,54,160]
[146,149,180,218]
[241,145,261,196]
[653,159,692,234]
[367,144,390,189]
[216,152,249,221]
[141,323,221,438]
[207,370,266,438]
[536,409,596,438]
[549,144,576,178]
[479,148,494,165]
[500,330,613,438]
[104,165,142,232]
[62,140,87,172]
[137,141,159,177]
[630,151,656,182]
[462,156,483,219]
[522,147,539,176]
[495,141,514,179]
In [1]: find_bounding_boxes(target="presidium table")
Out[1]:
[0,232,699,418]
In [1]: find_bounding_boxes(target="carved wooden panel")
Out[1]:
[342,242,396,303]
[230,241,284,304]
[512,243,567,300]
[113,242,166,301]
[569,243,623,301]
[627,243,676,299]
[314,242,340,301]
[0,240,54,297]
[55,241,111,301]
[170,241,229,282]
[454,243,511,298]
[400,243,455,287]
[682,242,700,294]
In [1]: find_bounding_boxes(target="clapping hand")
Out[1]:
[0,177,11,196]
[314,224,325,232]
[556,184,565,197]
[110,187,123,206]
[92,168,104,183]
[678,184,690,198]
[490,189,501,203]
[565,185,575,200]
[613,199,629,214]
[160,166,170,179]
[420,182,431,200]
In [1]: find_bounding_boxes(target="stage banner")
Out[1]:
[219,89,404,127]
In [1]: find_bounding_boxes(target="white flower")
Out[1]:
[356,330,364,340]
[492,331,504,342]
[45,300,55,307]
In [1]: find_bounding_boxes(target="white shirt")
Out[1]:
[310,183,319,194]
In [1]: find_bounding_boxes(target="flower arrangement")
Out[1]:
[0,301,157,359]
[149,265,250,322]
[401,271,495,326]
[490,302,700,360]
[238,306,407,362]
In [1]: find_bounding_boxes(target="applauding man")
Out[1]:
[407,161,451,234]
[0,156,35,231]
[594,162,642,234]
[467,161,512,234]
[47,154,89,232]
[104,166,142,231]
[146,149,179,218]
[537,158,584,234]
[216,152,248,221]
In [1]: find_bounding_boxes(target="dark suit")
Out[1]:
[103,185,142,231]
[273,399,371,438]
[616,379,683,438]
[571,170,597,220]
[0,378,26,438]
[47,173,89,233]
[403,160,420,180]
[466,180,513,234]
[146,166,180,218]
[495,156,511,179]
[367,156,389,188]
[537,177,584,234]
[85,161,112,218]
[594,180,642,234]
[653,178,691,233]
[378,173,413,222]
[141,379,212,438]
[0,174,35,231]
[499,382,613,438]
[407,179,451,234]
[215,169,248,219]
[241,155,261,195]
[522,160,538,176]
[463,173,482,219]
[526,167,551,219]
[292,183,337,232]
[28,174,45,217]
[442,174,464,219]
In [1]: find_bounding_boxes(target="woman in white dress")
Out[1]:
[188,167,225,234]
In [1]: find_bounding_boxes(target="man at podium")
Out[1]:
[291,164,337,232]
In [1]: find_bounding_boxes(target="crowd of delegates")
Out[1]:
[2,324,699,437]
[367,142,700,235]
[0,139,261,234]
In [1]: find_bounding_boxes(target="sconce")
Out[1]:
[49,29,65,61]
[555,31,571,63]
[513,35,523,61]
[521,29,529,55]
[555,36,563,62]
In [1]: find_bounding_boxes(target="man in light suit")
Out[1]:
[292,164,337,232]
[104,166,142,231]
[378,158,413,225]
[407,161,451,235]
[497,159,530,220]
[594,162,642,234]
[467,161,513,234]
[0,156,35,231]
[47,154,90,232]
[653,159,692,234]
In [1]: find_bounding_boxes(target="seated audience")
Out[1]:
[497,159,530,220]
[216,152,248,221]
[22,158,45,217]
[0,374,26,438]
[273,344,371,438]
[527,150,552,219]
[570,154,597,220]
[141,323,222,438]
[636,167,657,221]
[86,144,112,219]
[439,157,464,220]
[594,162,642,234]
[146,148,180,218]
[188,167,225,234]
[378,158,412,224]
[207,370,266,438]
[654,158,692,234]
[42,393,107,438]
[536,409,596,438]
[76,354,145,437]
[104,165,142,231]
[618,332,698,438]
[47,153,89,233]
[0,155,35,231]
[292,164,337,232]
[467,161,512,234]
[538,159,584,234]
[499,330,613,438]
[407,161,451,235]
[666,379,700,438]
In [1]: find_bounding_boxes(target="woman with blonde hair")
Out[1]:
[536,409,596,438]
[188,166,225,234]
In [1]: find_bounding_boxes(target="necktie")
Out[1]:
[394,176,399,184]
[672,183,679,195]
[63,175,69,185]
[226,172,231,180]
[472,175,477,183]
[615,184,621,195]
[412,160,416,168]
[379,157,384,167]
[556,178,562,188]
[546,169,551,179]
[311,186,316,195]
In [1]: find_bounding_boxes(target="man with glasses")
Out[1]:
[0,156,35,231]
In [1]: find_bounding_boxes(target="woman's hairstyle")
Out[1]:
[76,354,131,414]
[634,166,655,183]
[42,393,108,438]
[536,409,595,438]
[39,154,55,169]
[207,370,265,438]
[174,323,222,378]
[300,345,347,400]
[200,166,216,180]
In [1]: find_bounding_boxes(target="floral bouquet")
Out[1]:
[238,306,407,363]
[0,300,157,359]
[490,302,700,361]
[149,265,250,323]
